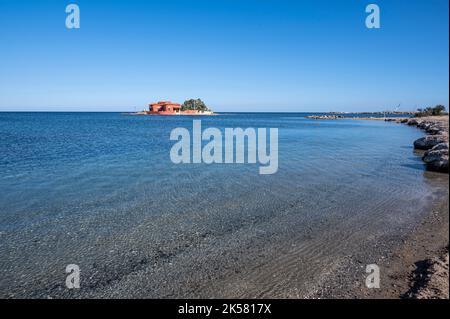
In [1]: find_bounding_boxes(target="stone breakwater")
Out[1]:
[404,117,449,173]
[382,116,448,173]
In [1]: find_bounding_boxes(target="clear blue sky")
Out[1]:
[0,0,448,112]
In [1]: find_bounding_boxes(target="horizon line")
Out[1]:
[0,110,419,113]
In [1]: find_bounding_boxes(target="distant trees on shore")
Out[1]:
[181,99,210,112]
[415,105,447,117]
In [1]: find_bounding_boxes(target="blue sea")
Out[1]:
[0,112,447,298]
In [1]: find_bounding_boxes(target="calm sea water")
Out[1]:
[0,112,447,298]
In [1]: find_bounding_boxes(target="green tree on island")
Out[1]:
[181,99,210,112]
[415,105,447,117]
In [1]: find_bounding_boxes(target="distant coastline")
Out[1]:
[329,111,417,115]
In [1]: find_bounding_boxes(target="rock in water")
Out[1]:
[413,135,447,150]
[430,142,449,151]
[426,126,444,135]
[407,119,419,126]
[423,143,449,173]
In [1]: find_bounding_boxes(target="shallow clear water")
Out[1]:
[0,112,446,298]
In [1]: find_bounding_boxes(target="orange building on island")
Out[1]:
[146,100,212,115]
[148,101,182,115]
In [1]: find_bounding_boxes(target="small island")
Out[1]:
[132,98,215,116]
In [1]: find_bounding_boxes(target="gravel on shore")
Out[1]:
[305,115,449,299]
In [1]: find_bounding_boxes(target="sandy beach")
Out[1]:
[395,116,448,299]
[307,115,449,299]
[313,182,448,299]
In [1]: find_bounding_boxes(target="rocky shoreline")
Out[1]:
[404,116,449,173]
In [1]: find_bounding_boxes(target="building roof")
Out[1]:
[150,101,181,107]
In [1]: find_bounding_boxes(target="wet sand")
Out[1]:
[382,116,448,299]
[309,115,449,299]
[312,181,448,299]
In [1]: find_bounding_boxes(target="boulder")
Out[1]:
[423,146,449,173]
[429,142,449,151]
[414,135,447,150]
[417,122,429,129]
[407,119,419,126]
[426,126,444,135]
